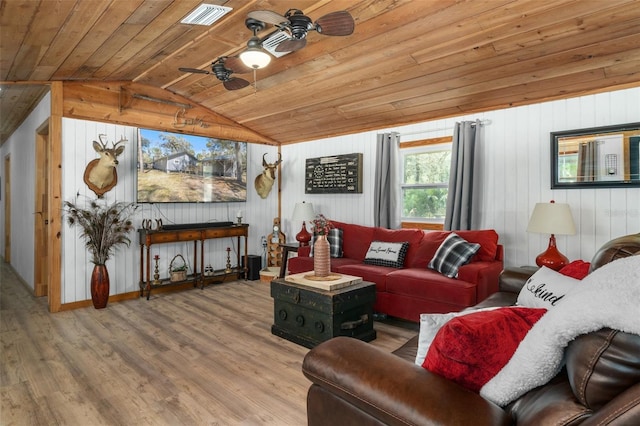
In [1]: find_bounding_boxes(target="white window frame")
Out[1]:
[400,140,452,228]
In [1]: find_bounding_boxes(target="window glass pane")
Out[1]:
[403,188,448,219]
[403,150,451,184]
[557,153,578,183]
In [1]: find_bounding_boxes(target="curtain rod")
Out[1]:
[399,119,491,137]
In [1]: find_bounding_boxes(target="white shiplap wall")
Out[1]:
[1,88,638,305]
[281,87,640,267]
[0,92,52,284]
[60,118,278,304]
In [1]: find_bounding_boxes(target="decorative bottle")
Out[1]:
[313,234,331,277]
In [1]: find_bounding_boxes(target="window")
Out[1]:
[400,138,452,229]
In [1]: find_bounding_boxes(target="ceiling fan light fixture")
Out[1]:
[240,38,271,69]
[240,49,271,69]
[241,18,271,69]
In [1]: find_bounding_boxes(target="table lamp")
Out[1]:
[526,200,576,270]
[291,202,315,246]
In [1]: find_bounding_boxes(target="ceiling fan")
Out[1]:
[247,8,355,53]
[178,57,253,90]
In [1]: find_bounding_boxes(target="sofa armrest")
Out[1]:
[302,337,510,426]
[499,266,538,294]
[457,260,504,303]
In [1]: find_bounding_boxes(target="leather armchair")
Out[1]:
[302,234,640,425]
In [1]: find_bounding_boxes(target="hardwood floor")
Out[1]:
[0,261,418,425]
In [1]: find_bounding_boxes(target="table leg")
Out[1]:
[200,239,205,289]
[241,235,248,280]
[139,243,144,297]
[279,246,292,278]
[145,244,151,299]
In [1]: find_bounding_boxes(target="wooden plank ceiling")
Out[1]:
[1,0,639,146]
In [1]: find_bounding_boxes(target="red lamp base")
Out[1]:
[535,235,569,271]
[296,222,312,246]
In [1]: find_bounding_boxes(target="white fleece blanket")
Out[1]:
[480,255,640,407]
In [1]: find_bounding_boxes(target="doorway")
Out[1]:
[34,120,49,297]
[3,155,9,263]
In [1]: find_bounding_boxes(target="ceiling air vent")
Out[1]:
[181,4,232,26]
[261,30,293,58]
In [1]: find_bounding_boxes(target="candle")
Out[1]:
[154,255,159,260]
[237,210,242,218]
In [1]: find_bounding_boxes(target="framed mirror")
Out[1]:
[551,122,640,189]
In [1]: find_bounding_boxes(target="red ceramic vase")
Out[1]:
[91,264,110,309]
[313,234,331,277]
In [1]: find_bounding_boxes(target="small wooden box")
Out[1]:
[270,278,376,348]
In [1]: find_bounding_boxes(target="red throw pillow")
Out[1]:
[558,260,591,280]
[422,307,547,392]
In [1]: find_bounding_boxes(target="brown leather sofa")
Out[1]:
[302,233,640,425]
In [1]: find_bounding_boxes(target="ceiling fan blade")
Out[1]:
[315,11,354,36]
[275,38,306,52]
[223,78,250,91]
[178,67,210,74]
[248,10,288,26]
[224,57,253,74]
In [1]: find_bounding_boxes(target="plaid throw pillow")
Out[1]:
[363,241,410,268]
[428,233,480,278]
[310,228,343,258]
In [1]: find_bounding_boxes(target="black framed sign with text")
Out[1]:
[305,153,363,194]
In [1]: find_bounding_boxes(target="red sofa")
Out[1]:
[287,221,504,322]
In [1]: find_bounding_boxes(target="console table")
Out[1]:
[138,224,249,299]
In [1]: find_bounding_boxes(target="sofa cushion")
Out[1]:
[408,230,499,268]
[386,268,477,307]
[364,241,409,268]
[454,230,500,262]
[516,266,579,309]
[330,221,375,261]
[566,328,640,410]
[428,233,480,278]
[422,307,547,392]
[337,263,395,292]
[287,255,360,275]
[506,375,592,426]
[310,228,343,258]
[372,227,425,266]
[406,231,449,268]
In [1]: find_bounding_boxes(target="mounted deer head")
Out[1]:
[83,134,127,197]
[254,153,282,199]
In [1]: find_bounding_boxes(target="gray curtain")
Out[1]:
[577,141,597,182]
[445,120,481,231]
[374,132,401,228]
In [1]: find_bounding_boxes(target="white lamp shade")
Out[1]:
[527,202,576,235]
[292,202,315,223]
[239,49,271,69]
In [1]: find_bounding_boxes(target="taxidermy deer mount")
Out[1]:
[254,153,282,199]
[83,134,127,197]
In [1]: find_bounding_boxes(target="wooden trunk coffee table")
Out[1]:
[270,274,377,348]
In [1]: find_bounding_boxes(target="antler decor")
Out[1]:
[254,153,282,198]
[83,134,127,197]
